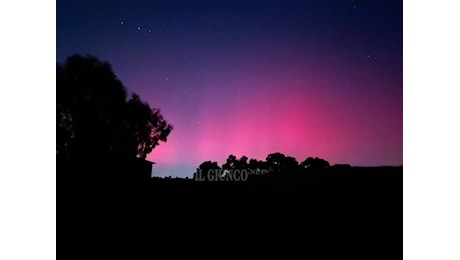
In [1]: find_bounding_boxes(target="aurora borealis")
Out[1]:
[57,0,402,177]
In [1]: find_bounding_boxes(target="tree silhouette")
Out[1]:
[124,94,173,159]
[222,154,238,170]
[221,155,251,171]
[238,155,249,169]
[248,159,268,173]
[284,156,300,173]
[266,152,286,173]
[248,159,258,169]
[301,157,330,171]
[57,54,172,160]
[195,161,221,181]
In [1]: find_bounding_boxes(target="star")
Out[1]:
[367,54,371,58]
[148,29,152,33]
[120,21,124,25]
[137,26,141,30]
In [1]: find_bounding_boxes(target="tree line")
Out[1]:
[194,153,342,180]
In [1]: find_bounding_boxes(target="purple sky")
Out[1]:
[57,0,402,177]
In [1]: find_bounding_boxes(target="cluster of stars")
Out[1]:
[118,3,194,35]
[118,3,195,36]
[120,20,158,34]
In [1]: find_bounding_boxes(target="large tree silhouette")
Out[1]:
[57,54,172,160]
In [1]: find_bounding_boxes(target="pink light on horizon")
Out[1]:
[149,70,401,173]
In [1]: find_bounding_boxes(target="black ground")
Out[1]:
[61,165,402,258]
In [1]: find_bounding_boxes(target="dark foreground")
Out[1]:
[61,165,402,258]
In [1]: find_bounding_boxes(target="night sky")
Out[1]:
[57,0,403,177]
